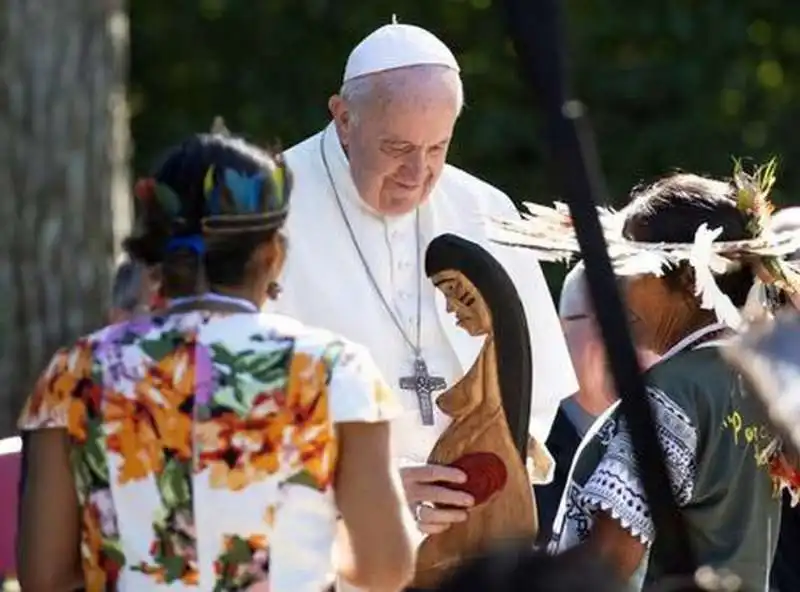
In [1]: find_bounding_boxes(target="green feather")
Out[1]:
[154,182,182,217]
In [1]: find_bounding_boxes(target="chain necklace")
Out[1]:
[319,129,446,425]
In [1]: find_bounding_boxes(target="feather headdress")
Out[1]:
[488,159,800,329]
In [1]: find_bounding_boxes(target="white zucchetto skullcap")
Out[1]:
[343,18,460,83]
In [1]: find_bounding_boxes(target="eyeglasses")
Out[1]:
[562,313,591,322]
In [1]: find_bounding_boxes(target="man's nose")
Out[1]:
[399,152,426,184]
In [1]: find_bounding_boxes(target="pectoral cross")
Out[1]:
[399,357,447,426]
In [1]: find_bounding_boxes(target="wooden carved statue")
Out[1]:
[413,234,538,588]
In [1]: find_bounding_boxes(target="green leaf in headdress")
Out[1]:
[731,156,778,220]
[273,164,285,206]
[732,157,753,212]
[203,165,224,216]
[755,157,778,199]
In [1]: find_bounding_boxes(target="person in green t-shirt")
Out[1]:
[487,160,800,591]
[550,170,795,591]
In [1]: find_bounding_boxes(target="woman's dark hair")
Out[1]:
[622,173,755,307]
[111,258,147,313]
[124,133,292,296]
[425,233,531,460]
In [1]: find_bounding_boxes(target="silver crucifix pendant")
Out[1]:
[399,357,447,426]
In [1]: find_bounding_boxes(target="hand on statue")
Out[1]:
[400,464,475,535]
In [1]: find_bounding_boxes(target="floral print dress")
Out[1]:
[18,311,399,591]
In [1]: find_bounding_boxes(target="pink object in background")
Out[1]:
[0,436,21,578]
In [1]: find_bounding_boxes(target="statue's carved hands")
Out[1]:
[400,464,474,535]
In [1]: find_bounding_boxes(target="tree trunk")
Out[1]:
[0,0,132,437]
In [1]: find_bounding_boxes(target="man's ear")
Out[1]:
[328,94,353,147]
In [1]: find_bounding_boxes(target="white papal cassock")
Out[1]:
[273,121,577,471]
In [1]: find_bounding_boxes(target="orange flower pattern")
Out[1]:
[17,312,398,591]
[19,340,127,591]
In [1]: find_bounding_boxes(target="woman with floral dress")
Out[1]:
[16,134,415,592]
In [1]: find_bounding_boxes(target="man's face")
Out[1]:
[562,310,660,413]
[330,72,459,216]
[562,312,606,396]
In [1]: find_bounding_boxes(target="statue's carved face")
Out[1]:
[432,269,492,336]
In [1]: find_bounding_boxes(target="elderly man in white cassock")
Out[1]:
[273,20,577,581]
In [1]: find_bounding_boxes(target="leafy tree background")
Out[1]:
[130,0,800,289]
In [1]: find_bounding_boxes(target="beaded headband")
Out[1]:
[133,157,290,251]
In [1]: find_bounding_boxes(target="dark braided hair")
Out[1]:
[124,134,292,297]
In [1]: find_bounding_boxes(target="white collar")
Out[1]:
[660,322,730,362]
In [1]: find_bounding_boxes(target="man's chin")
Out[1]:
[379,192,428,216]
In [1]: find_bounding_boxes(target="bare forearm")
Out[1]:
[17,431,83,591]
[334,517,416,592]
[588,512,647,581]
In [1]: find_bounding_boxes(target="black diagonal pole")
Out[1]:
[499,0,696,577]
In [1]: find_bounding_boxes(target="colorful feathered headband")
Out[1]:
[488,159,800,329]
[133,161,289,235]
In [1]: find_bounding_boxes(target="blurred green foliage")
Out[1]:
[130,0,800,290]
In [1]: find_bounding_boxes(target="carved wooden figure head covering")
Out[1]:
[414,234,538,589]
